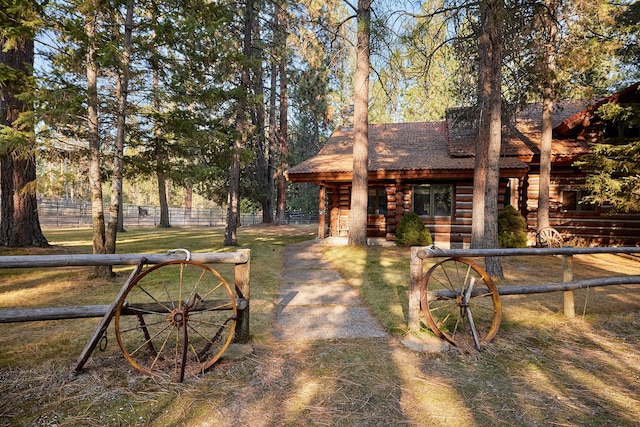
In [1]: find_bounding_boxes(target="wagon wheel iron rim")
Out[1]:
[419,257,502,351]
[114,260,237,382]
[537,227,563,248]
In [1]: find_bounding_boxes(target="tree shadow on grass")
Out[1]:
[414,282,640,426]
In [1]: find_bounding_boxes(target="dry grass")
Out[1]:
[323,246,640,426]
[1,229,639,426]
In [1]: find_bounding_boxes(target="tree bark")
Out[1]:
[0,154,48,247]
[150,29,170,228]
[537,0,558,232]
[268,44,279,224]
[157,169,170,227]
[184,180,193,213]
[273,3,288,225]
[0,35,48,247]
[225,0,254,245]
[252,13,273,224]
[106,0,134,250]
[348,0,371,246]
[473,0,503,278]
[85,8,110,277]
[537,88,553,230]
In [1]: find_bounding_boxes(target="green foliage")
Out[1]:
[498,205,527,248]
[597,102,640,124]
[0,0,40,44]
[574,100,640,213]
[0,124,31,152]
[37,0,240,200]
[615,0,640,71]
[0,0,37,153]
[394,212,432,247]
[286,183,319,213]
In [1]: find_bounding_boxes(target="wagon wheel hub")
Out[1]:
[169,309,188,327]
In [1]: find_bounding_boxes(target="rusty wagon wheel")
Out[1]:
[114,260,237,382]
[420,258,502,351]
[537,227,563,248]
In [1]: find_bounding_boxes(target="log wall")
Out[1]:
[525,168,640,245]
[326,180,512,248]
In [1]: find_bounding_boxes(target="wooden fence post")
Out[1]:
[562,252,575,317]
[234,249,251,343]
[409,247,423,331]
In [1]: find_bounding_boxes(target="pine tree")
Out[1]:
[0,0,48,247]
[348,0,372,246]
[472,0,504,278]
[576,98,640,213]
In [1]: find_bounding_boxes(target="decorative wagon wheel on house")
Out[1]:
[114,258,237,382]
[419,258,502,351]
[537,227,564,248]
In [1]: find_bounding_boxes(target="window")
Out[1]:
[603,122,640,139]
[368,188,387,215]
[561,190,596,212]
[413,184,452,217]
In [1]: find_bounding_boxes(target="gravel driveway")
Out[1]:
[272,240,388,341]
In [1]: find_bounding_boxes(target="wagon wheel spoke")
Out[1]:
[537,227,563,248]
[420,258,502,350]
[115,260,237,381]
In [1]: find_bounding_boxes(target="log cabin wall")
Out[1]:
[384,185,397,239]
[327,185,351,237]
[393,180,510,249]
[525,167,640,245]
[326,179,514,248]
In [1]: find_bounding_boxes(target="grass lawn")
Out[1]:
[0,225,638,426]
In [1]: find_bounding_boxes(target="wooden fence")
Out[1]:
[0,251,250,335]
[408,246,640,331]
[0,250,250,375]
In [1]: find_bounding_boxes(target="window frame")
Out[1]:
[367,187,387,215]
[561,189,597,212]
[412,184,453,218]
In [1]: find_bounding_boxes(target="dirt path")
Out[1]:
[273,240,388,341]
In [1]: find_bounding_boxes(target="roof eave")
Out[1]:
[286,166,528,184]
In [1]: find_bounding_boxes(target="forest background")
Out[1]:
[1,0,639,259]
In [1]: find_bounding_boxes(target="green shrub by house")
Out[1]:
[498,205,528,248]
[394,212,433,247]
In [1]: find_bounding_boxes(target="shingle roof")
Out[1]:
[285,84,640,182]
[285,121,528,179]
[448,101,592,160]
[555,82,640,135]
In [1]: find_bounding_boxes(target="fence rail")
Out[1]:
[30,200,318,228]
[0,250,251,377]
[408,246,640,331]
[35,200,262,228]
[0,251,250,326]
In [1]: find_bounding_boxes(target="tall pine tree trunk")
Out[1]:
[537,0,558,232]
[106,0,134,251]
[225,0,254,245]
[85,8,110,277]
[147,1,170,229]
[268,54,278,224]
[273,3,288,225]
[151,44,170,228]
[251,9,272,224]
[348,0,371,246]
[275,32,288,225]
[0,34,48,247]
[473,0,503,278]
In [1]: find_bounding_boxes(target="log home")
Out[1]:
[285,83,640,247]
